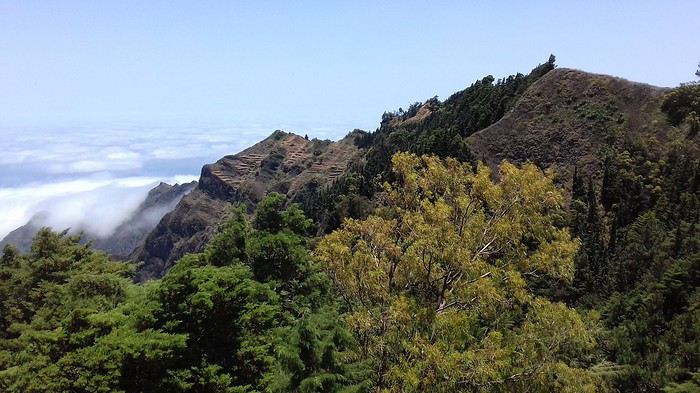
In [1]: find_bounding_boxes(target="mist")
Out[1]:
[0,175,197,239]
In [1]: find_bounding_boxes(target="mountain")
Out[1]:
[131,130,363,280]
[0,180,196,257]
[92,181,197,257]
[131,61,681,281]
[4,60,699,391]
[467,68,671,178]
[0,211,51,255]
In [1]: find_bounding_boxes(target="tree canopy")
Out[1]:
[0,195,371,393]
[316,153,602,392]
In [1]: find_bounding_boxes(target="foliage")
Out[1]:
[566,117,700,390]
[316,153,603,391]
[0,229,181,392]
[662,78,700,137]
[0,195,370,393]
[302,57,557,234]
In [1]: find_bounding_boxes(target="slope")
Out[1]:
[132,130,363,280]
[0,181,196,257]
[467,68,671,179]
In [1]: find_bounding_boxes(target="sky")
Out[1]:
[0,1,699,238]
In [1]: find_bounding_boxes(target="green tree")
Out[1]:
[0,229,184,392]
[0,195,371,393]
[263,309,372,393]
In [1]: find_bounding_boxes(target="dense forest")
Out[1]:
[1,60,700,392]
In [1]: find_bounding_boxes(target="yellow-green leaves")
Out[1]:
[319,153,577,314]
[315,153,602,391]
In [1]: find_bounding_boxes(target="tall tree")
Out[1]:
[316,153,603,392]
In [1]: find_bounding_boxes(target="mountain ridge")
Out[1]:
[0,180,196,257]
[131,64,682,280]
[131,130,363,280]
[467,67,671,179]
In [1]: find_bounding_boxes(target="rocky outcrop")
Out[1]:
[132,130,363,280]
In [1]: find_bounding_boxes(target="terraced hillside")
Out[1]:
[132,130,362,280]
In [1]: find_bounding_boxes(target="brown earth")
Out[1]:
[467,68,671,182]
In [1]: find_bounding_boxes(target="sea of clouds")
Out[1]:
[0,124,350,239]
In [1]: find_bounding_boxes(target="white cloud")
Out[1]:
[0,174,198,239]
[0,126,278,176]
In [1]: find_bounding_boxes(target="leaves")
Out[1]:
[316,153,600,391]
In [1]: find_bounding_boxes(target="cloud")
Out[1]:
[0,174,198,239]
[0,124,351,175]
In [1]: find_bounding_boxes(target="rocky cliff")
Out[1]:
[132,130,363,280]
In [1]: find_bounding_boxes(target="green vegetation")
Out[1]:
[564,136,700,391]
[302,56,557,233]
[558,68,700,390]
[0,195,371,392]
[662,84,700,137]
[316,153,602,392]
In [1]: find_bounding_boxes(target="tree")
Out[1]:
[0,229,184,393]
[662,79,700,137]
[303,59,556,235]
[0,196,371,393]
[252,192,312,236]
[153,253,281,390]
[263,308,373,393]
[316,153,603,391]
[664,371,700,393]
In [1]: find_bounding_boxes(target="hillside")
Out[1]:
[133,63,680,281]
[468,68,671,179]
[3,61,700,392]
[132,130,363,280]
[93,181,197,257]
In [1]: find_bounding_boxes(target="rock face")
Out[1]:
[93,181,197,257]
[132,130,363,280]
[0,181,196,257]
[467,68,670,180]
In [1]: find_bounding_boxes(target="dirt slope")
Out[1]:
[467,68,670,180]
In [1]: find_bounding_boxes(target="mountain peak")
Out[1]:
[467,66,671,180]
[132,129,363,280]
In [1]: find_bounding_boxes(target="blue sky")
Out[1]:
[2,1,699,130]
[0,1,698,238]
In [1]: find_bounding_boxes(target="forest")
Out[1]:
[1,60,699,392]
